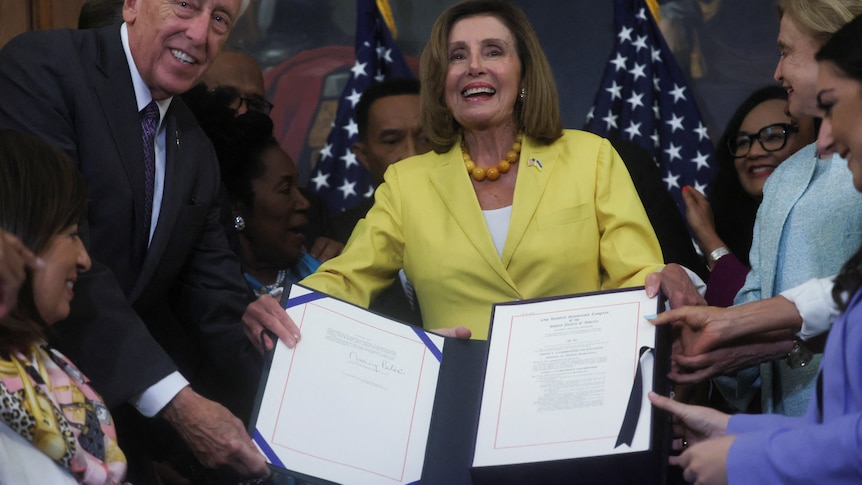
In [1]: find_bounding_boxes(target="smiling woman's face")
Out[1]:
[31,225,91,325]
[816,61,862,192]
[733,99,813,198]
[445,15,522,132]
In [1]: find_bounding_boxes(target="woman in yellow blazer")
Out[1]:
[301,0,664,338]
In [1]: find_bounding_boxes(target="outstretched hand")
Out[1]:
[649,391,733,485]
[162,387,270,479]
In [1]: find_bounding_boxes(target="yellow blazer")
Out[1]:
[302,130,663,338]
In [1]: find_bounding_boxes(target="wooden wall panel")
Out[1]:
[0,0,31,48]
[0,0,85,48]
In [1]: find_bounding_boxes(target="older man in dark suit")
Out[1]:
[0,0,297,481]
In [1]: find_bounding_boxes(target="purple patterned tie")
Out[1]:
[140,101,159,250]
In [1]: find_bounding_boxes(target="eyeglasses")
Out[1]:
[727,123,799,158]
[210,86,274,115]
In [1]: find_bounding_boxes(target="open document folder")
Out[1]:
[249,285,671,485]
[249,284,443,485]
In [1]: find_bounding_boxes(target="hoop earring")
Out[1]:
[234,215,246,232]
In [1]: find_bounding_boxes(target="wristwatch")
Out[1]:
[786,337,814,369]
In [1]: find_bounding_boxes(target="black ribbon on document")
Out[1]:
[615,346,652,448]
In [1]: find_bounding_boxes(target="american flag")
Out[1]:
[307,0,414,215]
[584,0,715,212]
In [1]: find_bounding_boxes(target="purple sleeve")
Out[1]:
[727,413,862,484]
[704,254,749,307]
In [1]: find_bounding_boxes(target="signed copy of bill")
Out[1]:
[249,284,444,485]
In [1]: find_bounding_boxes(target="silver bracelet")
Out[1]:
[708,246,730,265]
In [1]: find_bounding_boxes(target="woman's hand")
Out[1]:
[0,230,41,318]
[682,186,725,261]
[648,391,730,446]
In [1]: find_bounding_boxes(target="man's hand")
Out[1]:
[161,387,270,478]
[645,263,706,309]
[0,230,41,318]
[307,237,344,263]
[242,295,301,353]
[430,326,472,339]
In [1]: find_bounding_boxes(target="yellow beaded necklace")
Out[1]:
[461,132,523,182]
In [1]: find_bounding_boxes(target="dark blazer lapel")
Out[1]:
[92,25,150,263]
[430,145,517,290]
[502,139,556,266]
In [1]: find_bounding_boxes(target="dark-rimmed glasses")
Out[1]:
[210,86,274,115]
[727,123,799,158]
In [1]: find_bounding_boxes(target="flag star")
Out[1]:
[364,185,375,198]
[630,62,647,81]
[602,112,619,130]
[342,118,359,138]
[666,113,685,133]
[346,89,362,108]
[374,72,385,82]
[319,143,334,161]
[606,81,623,100]
[664,143,682,161]
[351,60,368,78]
[653,75,661,91]
[586,106,595,122]
[340,149,359,168]
[651,129,661,148]
[624,121,642,140]
[610,53,628,72]
[694,122,710,141]
[617,26,633,43]
[632,35,648,52]
[653,100,661,118]
[382,48,393,63]
[651,47,662,63]
[338,179,358,199]
[694,180,708,194]
[670,83,687,103]
[691,151,710,171]
[626,92,644,110]
[376,45,386,58]
[663,170,681,190]
[310,171,330,190]
[636,8,648,21]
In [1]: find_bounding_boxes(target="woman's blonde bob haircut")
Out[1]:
[776,0,862,47]
[420,0,563,153]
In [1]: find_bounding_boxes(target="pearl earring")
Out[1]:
[234,215,246,231]
[519,87,526,101]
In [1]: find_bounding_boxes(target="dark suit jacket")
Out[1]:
[0,25,259,410]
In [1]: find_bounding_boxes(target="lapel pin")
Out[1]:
[527,158,543,171]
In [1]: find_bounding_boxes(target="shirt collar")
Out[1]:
[120,23,172,122]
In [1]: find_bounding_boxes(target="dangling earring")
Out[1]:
[234,215,246,231]
[519,87,526,101]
